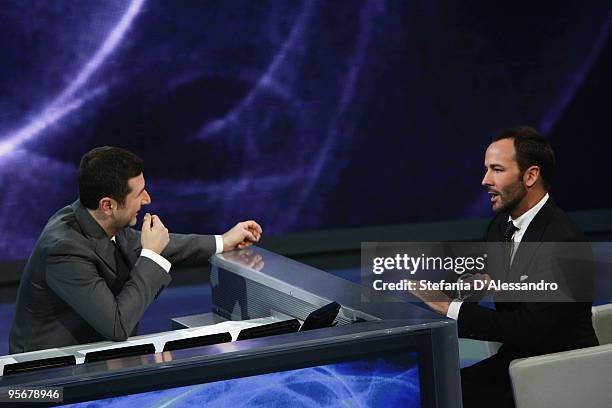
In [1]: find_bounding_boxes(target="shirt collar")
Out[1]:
[508,193,549,231]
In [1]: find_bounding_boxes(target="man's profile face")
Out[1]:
[482,138,527,214]
[114,173,151,228]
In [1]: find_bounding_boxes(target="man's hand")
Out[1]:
[424,299,452,315]
[460,273,492,289]
[141,213,170,254]
[408,283,452,315]
[222,221,262,251]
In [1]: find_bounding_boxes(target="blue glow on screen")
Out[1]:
[60,352,421,407]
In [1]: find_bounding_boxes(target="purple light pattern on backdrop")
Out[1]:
[0,1,611,261]
[0,0,146,158]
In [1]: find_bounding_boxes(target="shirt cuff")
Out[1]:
[446,300,463,320]
[140,249,172,273]
[214,235,224,254]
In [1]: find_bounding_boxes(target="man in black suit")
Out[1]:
[9,146,262,353]
[421,127,598,407]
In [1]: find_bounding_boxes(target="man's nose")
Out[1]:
[481,170,493,186]
[142,190,151,205]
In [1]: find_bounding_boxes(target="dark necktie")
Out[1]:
[503,220,519,277]
[504,220,519,242]
[111,241,131,296]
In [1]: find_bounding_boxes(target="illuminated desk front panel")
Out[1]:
[0,247,461,407]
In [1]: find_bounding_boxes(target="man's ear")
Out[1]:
[99,198,114,215]
[523,165,541,188]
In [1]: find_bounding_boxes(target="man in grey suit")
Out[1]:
[9,146,262,354]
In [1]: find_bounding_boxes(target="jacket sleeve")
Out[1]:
[457,301,568,350]
[123,227,216,266]
[45,239,171,342]
[456,242,588,350]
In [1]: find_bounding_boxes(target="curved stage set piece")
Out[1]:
[0,247,460,407]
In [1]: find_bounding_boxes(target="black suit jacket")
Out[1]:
[457,197,598,359]
[9,200,216,354]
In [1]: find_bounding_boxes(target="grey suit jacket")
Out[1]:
[9,200,216,354]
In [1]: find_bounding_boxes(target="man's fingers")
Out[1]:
[411,290,428,302]
[238,241,253,249]
[242,220,262,235]
[410,288,444,303]
[150,214,167,230]
[143,213,152,229]
[222,220,262,251]
[243,229,257,242]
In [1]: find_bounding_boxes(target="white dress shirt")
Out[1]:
[446,193,550,320]
[111,234,224,274]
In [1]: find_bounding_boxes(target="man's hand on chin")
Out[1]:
[222,220,263,251]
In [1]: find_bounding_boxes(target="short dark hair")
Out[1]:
[492,126,555,190]
[78,146,144,210]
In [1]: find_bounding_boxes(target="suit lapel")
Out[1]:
[93,239,118,273]
[72,200,118,273]
[483,215,510,279]
[508,198,557,280]
[116,233,138,267]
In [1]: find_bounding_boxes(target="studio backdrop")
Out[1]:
[1,0,611,261]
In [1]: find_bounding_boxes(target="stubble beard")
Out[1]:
[494,180,527,215]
